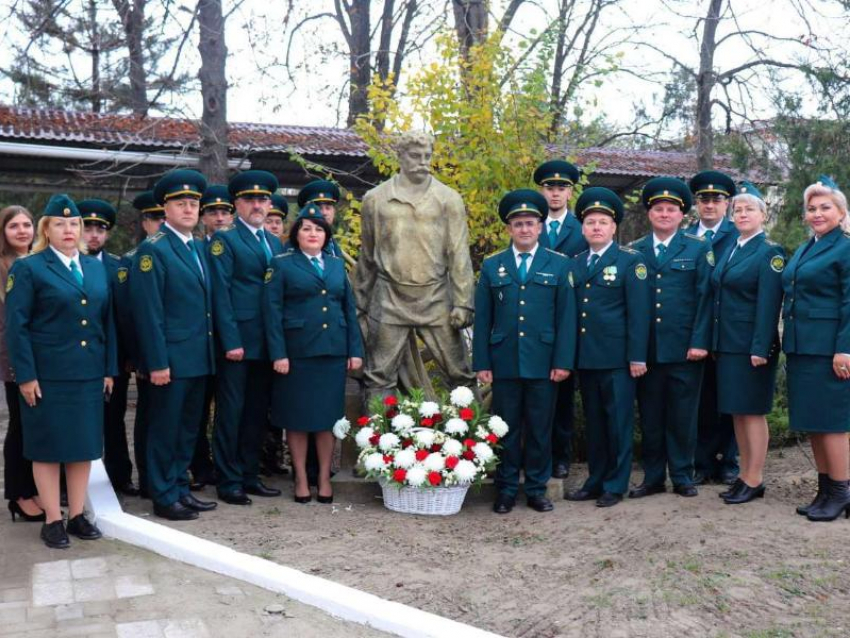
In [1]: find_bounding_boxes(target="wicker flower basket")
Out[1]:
[379,478,470,516]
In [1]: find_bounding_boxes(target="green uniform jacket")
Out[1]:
[472,247,576,379]
[129,227,215,378]
[263,251,363,361]
[782,226,850,356]
[6,250,118,383]
[630,231,714,363]
[539,212,588,257]
[687,218,739,260]
[711,233,784,358]
[573,244,650,369]
[207,221,284,360]
[114,249,137,367]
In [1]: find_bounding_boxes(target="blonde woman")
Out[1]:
[5,195,117,548]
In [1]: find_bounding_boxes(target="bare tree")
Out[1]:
[197,0,228,182]
[111,0,148,114]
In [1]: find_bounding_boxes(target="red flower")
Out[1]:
[420,417,434,427]
[462,450,475,460]
[383,395,398,407]
[357,416,370,427]
[445,456,459,470]
[402,439,413,449]
[386,409,397,419]
[415,449,429,461]
[428,471,442,486]
[459,407,475,421]
[485,433,498,444]
[433,413,442,422]
[369,434,380,446]
[383,455,394,464]
[393,469,407,482]
[430,443,442,453]
[463,438,476,449]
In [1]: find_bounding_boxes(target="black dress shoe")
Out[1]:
[493,494,515,514]
[8,500,46,522]
[806,478,850,522]
[552,463,570,479]
[217,490,252,505]
[40,520,70,549]
[245,482,281,497]
[565,488,600,501]
[797,473,828,516]
[153,501,199,521]
[316,493,333,504]
[66,513,102,540]
[179,493,218,512]
[723,482,765,505]
[115,482,140,497]
[527,495,554,512]
[628,483,666,499]
[596,492,622,508]
[719,478,743,499]
[673,484,698,497]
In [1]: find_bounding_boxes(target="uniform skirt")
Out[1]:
[270,356,347,433]
[716,352,778,415]
[786,354,850,433]
[21,379,104,462]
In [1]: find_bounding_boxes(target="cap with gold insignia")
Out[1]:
[132,191,165,218]
[228,170,279,200]
[642,177,693,212]
[533,159,580,187]
[498,189,548,223]
[77,199,117,229]
[268,193,289,219]
[689,170,736,199]
[153,169,207,205]
[200,184,234,212]
[575,187,624,224]
[736,181,764,201]
[816,174,840,191]
[297,179,340,208]
[43,194,81,218]
[296,202,327,223]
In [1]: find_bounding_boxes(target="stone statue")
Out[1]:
[353,132,476,399]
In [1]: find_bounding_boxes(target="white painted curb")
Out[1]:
[86,460,503,638]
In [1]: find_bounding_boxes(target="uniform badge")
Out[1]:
[117,268,128,284]
[602,266,617,281]
[498,264,507,277]
[567,271,575,288]
[770,255,785,273]
[706,250,715,267]
[264,268,273,283]
[211,239,225,257]
[635,264,647,280]
[5,274,13,293]
[140,255,153,273]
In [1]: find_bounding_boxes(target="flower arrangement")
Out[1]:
[333,386,508,489]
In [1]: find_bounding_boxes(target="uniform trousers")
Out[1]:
[694,359,739,479]
[3,381,37,502]
[103,372,132,487]
[551,375,576,466]
[190,375,215,481]
[637,361,704,487]
[133,376,151,493]
[492,377,557,498]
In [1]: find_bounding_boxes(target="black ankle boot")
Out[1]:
[806,477,850,522]
[796,473,828,516]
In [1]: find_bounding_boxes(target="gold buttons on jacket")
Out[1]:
[81,319,87,326]
[520,300,525,305]
[581,328,586,333]
[321,289,327,295]
[656,303,661,308]
[81,341,87,347]
[519,332,525,337]
[520,285,526,290]
[582,312,587,318]
[519,316,525,321]
[323,323,328,329]
[322,307,328,312]
[656,318,662,323]
[81,299,87,305]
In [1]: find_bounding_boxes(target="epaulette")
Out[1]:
[765,238,780,247]
[544,248,568,260]
[576,249,590,259]
[272,252,294,260]
[123,247,138,258]
[223,225,237,232]
[148,231,165,244]
[684,232,705,241]
[619,245,639,254]
[17,253,32,260]
[484,248,510,260]
[107,252,120,260]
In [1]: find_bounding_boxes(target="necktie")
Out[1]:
[656,243,667,261]
[187,240,204,278]
[518,253,531,283]
[588,253,600,269]
[548,220,560,246]
[69,260,83,285]
[704,229,715,242]
[328,239,338,257]
[257,229,273,263]
[311,256,324,277]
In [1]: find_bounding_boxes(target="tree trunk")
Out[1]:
[346,0,371,127]
[197,0,229,182]
[696,0,723,170]
[452,0,488,62]
[89,0,101,113]
[112,0,148,115]
[548,0,571,138]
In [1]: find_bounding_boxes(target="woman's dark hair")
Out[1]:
[289,215,331,250]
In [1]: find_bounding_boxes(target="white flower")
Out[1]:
[355,427,375,449]
[406,465,427,487]
[442,438,463,456]
[419,401,440,418]
[475,426,488,439]
[391,414,415,433]
[414,429,435,449]
[472,442,494,463]
[332,417,350,440]
[424,453,445,472]
[363,452,386,472]
[488,415,509,437]
[379,433,401,452]
[450,386,475,408]
[394,448,416,469]
[445,418,468,435]
[433,431,446,445]
[453,460,478,483]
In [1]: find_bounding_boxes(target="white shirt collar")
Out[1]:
[589,241,613,259]
[736,231,763,249]
[512,243,538,266]
[546,209,569,224]
[238,216,263,238]
[697,219,723,235]
[302,250,324,267]
[49,245,81,270]
[95,251,103,262]
[164,222,194,244]
[653,233,675,249]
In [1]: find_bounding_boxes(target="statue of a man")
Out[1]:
[354,132,476,398]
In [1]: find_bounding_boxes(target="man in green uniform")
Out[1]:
[534,159,588,479]
[473,189,576,514]
[298,180,343,257]
[200,184,234,242]
[130,169,217,520]
[208,170,284,504]
[566,187,650,508]
[629,178,713,498]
